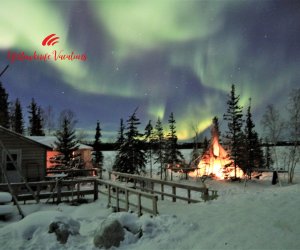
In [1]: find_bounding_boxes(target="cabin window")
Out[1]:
[3,150,21,171]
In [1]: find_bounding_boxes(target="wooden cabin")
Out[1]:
[0,126,51,183]
[27,136,93,170]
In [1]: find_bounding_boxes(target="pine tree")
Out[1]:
[223,84,244,179]
[28,98,44,136]
[153,118,165,180]
[11,98,24,134]
[93,121,103,167]
[243,99,255,175]
[243,99,264,177]
[113,111,146,174]
[113,118,125,172]
[0,82,10,128]
[165,112,184,166]
[54,112,78,164]
[144,120,154,177]
[116,119,125,146]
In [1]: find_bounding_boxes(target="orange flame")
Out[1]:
[189,125,244,180]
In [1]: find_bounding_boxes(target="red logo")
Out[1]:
[42,34,59,46]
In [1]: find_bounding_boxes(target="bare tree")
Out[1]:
[76,129,88,143]
[286,89,300,183]
[261,104,284,169]
[42,105,55,135]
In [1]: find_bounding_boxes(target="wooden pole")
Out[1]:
[0,140,39,203]
[94,180,98,200]
[0,162,25,218]
[172,186,176,202]
[0,65,9,77]
[137,194,142,216]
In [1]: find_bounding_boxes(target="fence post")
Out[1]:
[150,182,154,194]
[137,194,142,216]
[94,180,98,201]
[161,184,164,200]
[107,185,111,208]
[57,180,62,204]
[77,181,80,200]
[172,186,176,202]
[125,190,129,211]
[36,183,40,203]
[153,196,158,216]
[116,187,120,212]
[187,189,191,204]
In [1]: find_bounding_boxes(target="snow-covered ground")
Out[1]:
[0,149,299,249]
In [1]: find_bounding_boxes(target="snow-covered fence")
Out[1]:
[109,171,211,203]
[0,178,98,204]
[96,179,158,216]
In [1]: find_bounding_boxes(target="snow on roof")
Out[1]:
[0,126,51,149]
[27,136,93,150]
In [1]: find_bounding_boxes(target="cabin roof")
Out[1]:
[27,136,93,150]
[0,126,52,150]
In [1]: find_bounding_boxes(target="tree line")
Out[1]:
[112,110,183,179]
[1,79,299,183]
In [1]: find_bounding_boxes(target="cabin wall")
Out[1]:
[0,132,47,182]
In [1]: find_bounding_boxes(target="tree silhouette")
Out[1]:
[0,82,10,128]
[28,98,44,136]
[93,121,103,167]
[11,98,24,134]
[223,84,244,179]
[54,110,78,163]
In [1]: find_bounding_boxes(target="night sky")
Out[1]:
[1,0,300,141]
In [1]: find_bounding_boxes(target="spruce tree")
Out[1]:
[243,100,265,178]
[243,100,255,176]
[93,121,103,167]
[54,112,78,164]
[113,118,125,172]
[223,84,244,179]
[113,111,146,174]
[11,98,24,134]
[0,82,10,128]
[153,118,165,180]
[144,120,154,177]
[28,98,45,136]
[165,112,184,165]
[116,119,125,146]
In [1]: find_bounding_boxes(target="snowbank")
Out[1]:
[0,192,12,204]
[0,178,299,249]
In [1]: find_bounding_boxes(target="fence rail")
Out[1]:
[109,171,215,203]
[0,177,159,216]
[97,179,158,216]
[0,178,97,204]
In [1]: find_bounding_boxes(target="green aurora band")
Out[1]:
[1,0,299,140]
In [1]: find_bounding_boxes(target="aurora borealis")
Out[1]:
[1,0,300,141]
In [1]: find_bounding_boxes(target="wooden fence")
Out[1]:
[46,168,99,177]
[97,179,158,216]
[0,177,159,216]
[0,171,218,216]
[0,178,98,204]
[109,171,217,203]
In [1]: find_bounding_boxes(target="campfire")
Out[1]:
[190,125,244,180]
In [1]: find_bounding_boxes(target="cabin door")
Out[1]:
[2,149,22,183]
